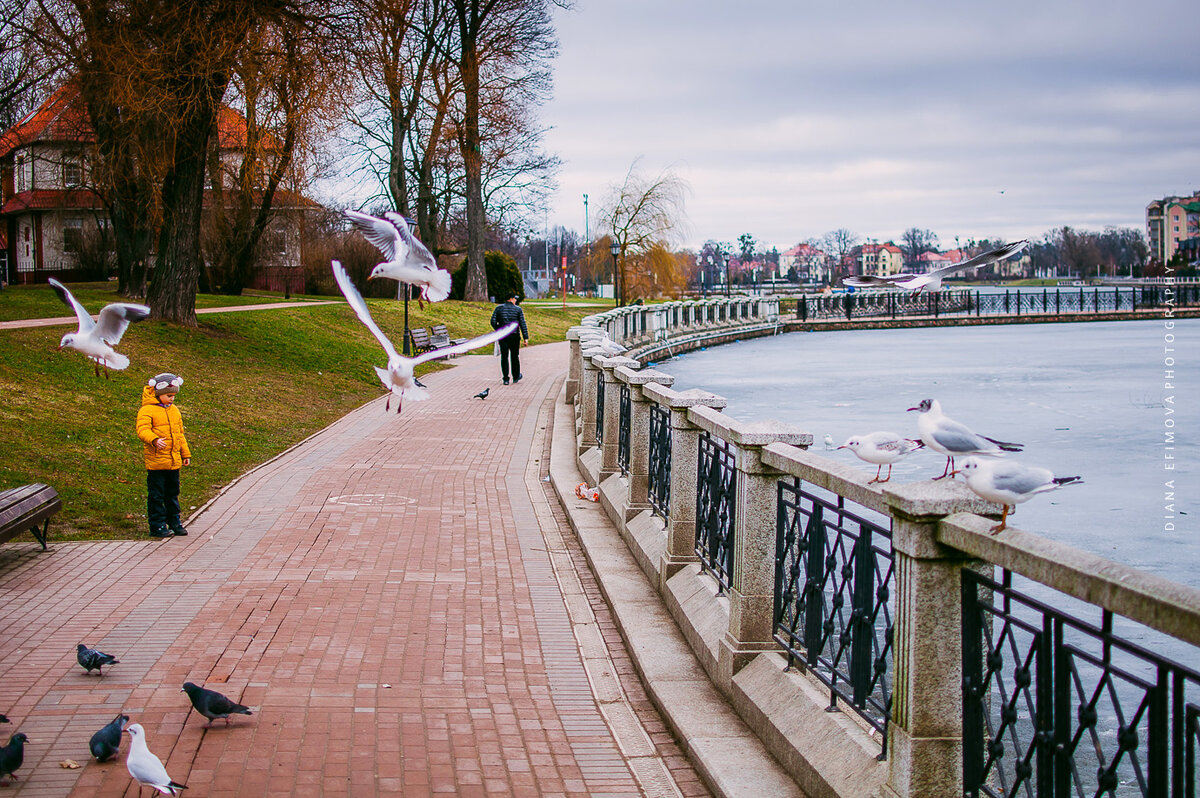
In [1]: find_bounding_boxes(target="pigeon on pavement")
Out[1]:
[908,399,1022,479]
[838,432,924,484]
[473,388,489,400]
[77,643,120,675]
[0,714,8,724]
[0,733,28,783]
[843,240,1028,292]
[48,278,150,376]
[332,260,516,413]
[125,724,186,795]
[960,458,1083,533]
[181,682,252,727]
[345,209,452,307]
[90,713,129,762]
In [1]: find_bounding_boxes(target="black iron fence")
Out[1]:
[595,376,605,445]
[648,404,671,519]
[962,569,1200,798]
[775,478,895,755]
[792,285,1198,323]
[695,432,736,594]
[617,384,631,474]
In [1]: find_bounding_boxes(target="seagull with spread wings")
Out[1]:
[48,278,150,376]
[345,209,452,307]
[332,261,516,414]
[842,240,1028,293]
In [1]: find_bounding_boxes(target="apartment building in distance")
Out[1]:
[1146,190,1200,265]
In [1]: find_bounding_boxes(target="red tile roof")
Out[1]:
[1,189,105,214]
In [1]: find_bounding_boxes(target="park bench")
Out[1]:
[0,483,62,550]
[408,327,433,353]
[430,323,468,350]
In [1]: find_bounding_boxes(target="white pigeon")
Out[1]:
[908,399,1022,479]
[842,240,1028,292]
[332,260,516,413]
[345,209,452,307]
[48,278,150,376]
[124,723,187,796]
[959,457,1082,533]
[838,432,924,484]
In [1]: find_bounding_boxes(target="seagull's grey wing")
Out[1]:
[411,323,518,366]
[937,240,1029,277]
[332,260,399,361]
[988,464,1053,496]
[842,276,891,287]
[345,209,400,261]
[384,212,437,271]
[94,303,151,344]
[930,419,989,453]
[48,277,95,333]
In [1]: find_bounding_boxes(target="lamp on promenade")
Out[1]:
[610,239,621,307]
[724,255,731,297]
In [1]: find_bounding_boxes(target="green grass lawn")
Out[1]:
[0,286,591,541]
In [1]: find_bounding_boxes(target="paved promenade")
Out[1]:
[0,343,707,797]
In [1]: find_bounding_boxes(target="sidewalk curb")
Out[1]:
[547,386,805,798]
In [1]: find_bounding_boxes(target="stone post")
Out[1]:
[565,326,589,405]
[681,408,812,679]
[578,354,601,453]
[598,355,639,479]
[641,384,728,582]
[615,366,675,519]
[879,481,999,798]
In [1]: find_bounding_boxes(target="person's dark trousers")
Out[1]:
[147,469,180,535]
[499,332,522,382]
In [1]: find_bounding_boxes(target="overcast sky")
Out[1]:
[539,0,1200,253]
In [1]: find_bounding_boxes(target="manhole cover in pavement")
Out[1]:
[326,493,418,507]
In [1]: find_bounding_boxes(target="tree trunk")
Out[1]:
[459,34,488,302]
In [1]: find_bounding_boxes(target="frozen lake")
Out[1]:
[653,318,1198,588]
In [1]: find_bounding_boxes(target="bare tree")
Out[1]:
[822,228,859,282]
[900,227,939,269]
[599,162,688,305]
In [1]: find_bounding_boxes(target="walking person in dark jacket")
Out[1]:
[490,294,529,384]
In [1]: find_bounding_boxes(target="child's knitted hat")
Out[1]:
[149,373,183,396]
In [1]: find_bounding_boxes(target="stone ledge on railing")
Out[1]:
[940,512,1200,648]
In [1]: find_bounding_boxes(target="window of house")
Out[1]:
[15,153,31,192]
[63,157,83,187]
[63,218,84,254]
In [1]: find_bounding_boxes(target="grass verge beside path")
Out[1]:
[0,287,591,540]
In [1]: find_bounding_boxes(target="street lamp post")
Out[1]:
[610,240,620,307]
[724,255,731,297]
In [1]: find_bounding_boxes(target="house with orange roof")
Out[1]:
[0,82,316,290]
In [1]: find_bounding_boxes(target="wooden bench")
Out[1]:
[431,323,468,350]
[0,483,62,550]
[408,327,433,353]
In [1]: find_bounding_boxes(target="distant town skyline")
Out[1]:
[541,0,1199,252]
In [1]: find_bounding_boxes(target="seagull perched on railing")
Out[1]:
[332,260,515,414]
[842,240,1028,293]
[959,457,1082,533]
[48,278,150,376]
[345,209,452,307]
[579,329,627,356]
[908,399,1023,480]
[838,432,923,484]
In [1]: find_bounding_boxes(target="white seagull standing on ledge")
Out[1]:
[843,240,1028,292]
[908,398,1023,480]
[960,457,1082,533]
[838,432,923,484]
[345,209,452,307]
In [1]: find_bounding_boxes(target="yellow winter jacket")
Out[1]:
[136,386,192,470]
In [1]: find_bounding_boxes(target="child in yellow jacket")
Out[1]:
[136,373,192,538]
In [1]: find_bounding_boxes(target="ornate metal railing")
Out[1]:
[695,431,737,594]
[774,477,895,755]
[962,569,1200,797]
[595,376,605,445]
[647,404,671,519]
[617,384,631,474]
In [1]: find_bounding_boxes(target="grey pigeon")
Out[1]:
[181,682,252,727]
[125,724,186,795]
[90,713,129,762]
[473,388,489,400]
[77,643,120,675]
[0,733,28,783]
[0,714,8,723]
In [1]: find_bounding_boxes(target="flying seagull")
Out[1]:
[77,643,120,675]
[0,733,28,784]
[49,278,150,376]
[842,240,1028,293]
[181,682,252,727]
[125,724,187,795]
[345,209,452,307]
[838,432,923,484]
[332,260,516,414]
[908,399,1022,479]
[473,388,490,400]
[960,457,1082,533]
[90,713,130,762]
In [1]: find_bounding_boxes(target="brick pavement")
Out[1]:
[0,342,708,797]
